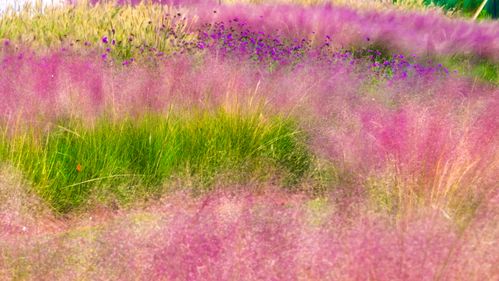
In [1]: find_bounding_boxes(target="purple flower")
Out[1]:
[102,36,109,44]
[101,53,107,60]
[106,48,111,53]
[111,39,116,45]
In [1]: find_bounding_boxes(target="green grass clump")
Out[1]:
[444,55,499,84]
[0,110,311,213]
[469,59,498,84]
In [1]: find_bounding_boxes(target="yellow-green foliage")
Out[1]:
[306,197,332,226]
[0,110,311,213]
[0,1,197,59]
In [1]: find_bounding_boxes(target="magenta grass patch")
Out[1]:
[2,190,498,280]
[1,1,498,279]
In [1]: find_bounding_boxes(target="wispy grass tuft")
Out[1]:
[0,1,196,60]
[1,110,311,213]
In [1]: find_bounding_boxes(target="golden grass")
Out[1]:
[0,1,197,58]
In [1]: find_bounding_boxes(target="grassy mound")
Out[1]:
[1,110,311,213]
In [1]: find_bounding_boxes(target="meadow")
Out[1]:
[0,0,498,280]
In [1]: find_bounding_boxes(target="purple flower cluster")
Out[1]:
[197,19,310,65]
[194,19,450,81]
[193,4,499,62]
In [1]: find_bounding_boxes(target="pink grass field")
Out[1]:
[190,4,499,61]
[1,184,498,280]
[1,49,498,280]
[1,1,498,280]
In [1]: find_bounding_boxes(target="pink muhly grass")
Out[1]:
[0,50,496,210]
[0,167,58,239]
[192,4,499,61]
[0,52,105,126]
[319,96,497,214]
[115,191,499,280]
[85,0,217,6]
[150,192,305,280]
[4,190,497,280]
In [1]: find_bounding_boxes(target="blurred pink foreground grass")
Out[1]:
[1,184,498,280]
[0,48,497,279]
